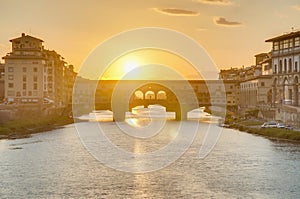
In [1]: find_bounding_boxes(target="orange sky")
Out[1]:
[0,0,300,79]
[102,49,202,80]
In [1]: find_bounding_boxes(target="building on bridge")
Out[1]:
[73,79,239,120]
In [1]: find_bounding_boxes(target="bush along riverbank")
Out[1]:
[225,118,300,142]
[0,115,73,140]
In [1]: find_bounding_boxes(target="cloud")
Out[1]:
[214,17,242,27]
[153,8,200,16]
[196,28,207,31]
[194,0,232,6]
[293,5,300,11]
[275,11,288,19]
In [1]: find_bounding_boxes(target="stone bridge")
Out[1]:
[94,80,215,121]
[73,80,233,121]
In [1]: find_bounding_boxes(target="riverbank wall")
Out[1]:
[227,122,300,142]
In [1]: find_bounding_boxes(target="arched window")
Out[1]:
[288,58,292,73]
[145,91,155,100]
[134,90,143,100]
[295,76,299,105]
[157,91,167,100]
[279,60,282,73]
[284,59,287,73]
[284,78,289,102]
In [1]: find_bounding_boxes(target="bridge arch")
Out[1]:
[134,90,144,100]
[145,91,155,100]
[109,81,199,121]
[129,83,180,112]
[157,90,167,100]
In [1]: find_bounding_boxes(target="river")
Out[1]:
[0,120,299,198]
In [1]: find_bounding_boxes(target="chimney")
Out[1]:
[22,33,25,37]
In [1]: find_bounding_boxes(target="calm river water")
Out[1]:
[0,120,299,198]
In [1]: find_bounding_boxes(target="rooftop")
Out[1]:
[265,30,300,42]
[9,33,44,42]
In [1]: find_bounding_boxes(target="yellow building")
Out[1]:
[266,31,300,126]
[0,63,4,100]
[266,31,300,106]
[2,33,76,107]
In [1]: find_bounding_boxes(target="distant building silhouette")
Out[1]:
[219,54,272,109]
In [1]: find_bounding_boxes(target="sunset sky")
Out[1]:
[0,0,300,79]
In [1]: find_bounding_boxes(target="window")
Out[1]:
[289,39,293,48]
[295,61,298,72]
[274,64,277,73]
[8,83,14,88]
[7,91,15,96]
[33,83,38,90]
[261,82,265,87]
[295,37,300,47]
[33,67,38,72]
[284,59,287,73]
[273,42,279,50]
[34,75,37,82]
[288,59,292,72]
[8,67,13,72]
[23,75,26,81]
[23,83,26,90]
[8,75,13,80]
[279,60,282,73]
[280,41,283,50]
[23,67,26,72]
[16,92,21,97]
[283,40,289,49]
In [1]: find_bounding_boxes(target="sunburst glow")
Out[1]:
[124,60,139,73]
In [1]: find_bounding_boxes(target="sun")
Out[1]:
[124,60,139,73]
[100,49,202,80]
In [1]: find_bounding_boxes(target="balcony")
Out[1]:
[272,47,300,57]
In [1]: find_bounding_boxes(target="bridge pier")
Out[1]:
[112,106,127,122]
[175,109,188,121]
[113,112,125,122]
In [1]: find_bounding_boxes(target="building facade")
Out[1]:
[266,31,300,126]
[2,33,76,107]
[0,63,4,100]
[240,76,272,108]
[266,31,300,106]
[220,53,273,111]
